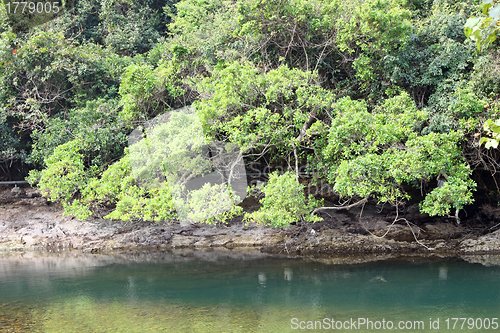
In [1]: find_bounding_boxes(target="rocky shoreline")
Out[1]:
[2,186,500,257]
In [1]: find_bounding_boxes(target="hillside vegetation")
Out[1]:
[1,0,500,227]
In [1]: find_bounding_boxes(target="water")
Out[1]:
[0,251,500,332]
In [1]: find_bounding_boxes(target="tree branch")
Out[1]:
[311,196,369,215]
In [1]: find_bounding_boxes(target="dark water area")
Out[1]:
[0,251,499,332]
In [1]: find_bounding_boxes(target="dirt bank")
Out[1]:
[2,186,500,255]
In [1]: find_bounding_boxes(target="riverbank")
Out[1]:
[2,186,500,256]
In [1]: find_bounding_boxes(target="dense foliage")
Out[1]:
[1,0,499,227]
[465,0,500,50]
[245,171,322,227]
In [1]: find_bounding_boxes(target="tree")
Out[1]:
[23,0,487,228]
[316,93,475,222]
[59,0,179,55]
[194,60,335,176]
[0,30,129,130]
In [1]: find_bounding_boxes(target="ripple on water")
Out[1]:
[0,302,40,332]
[0,298,495,333]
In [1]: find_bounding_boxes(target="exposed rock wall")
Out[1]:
[2,192,500,255]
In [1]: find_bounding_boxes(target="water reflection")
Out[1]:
[258,272,266,286]
[284,268,293,281]
[439,266,448,280]
[0,251,500,332]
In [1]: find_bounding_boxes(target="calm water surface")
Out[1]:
[0,251,499,332]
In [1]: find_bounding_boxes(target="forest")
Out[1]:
[1,0,500,228]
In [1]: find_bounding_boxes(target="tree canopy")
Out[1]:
[1,0,499,227]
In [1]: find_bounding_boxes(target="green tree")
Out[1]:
[118,58,185,122]
[22,0,488,228]
[27,139,93,216]
[0,30,128,129]
[318,93,475,221]
[60,0,179,55]
[194,60,335,175]
[29,98,128,168]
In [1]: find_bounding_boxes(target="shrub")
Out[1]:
[27,139,94,218]
[175,183,243,224]
[118,60,185,122]
[245,171,322,227]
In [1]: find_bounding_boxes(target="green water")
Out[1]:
[1,252,500,332]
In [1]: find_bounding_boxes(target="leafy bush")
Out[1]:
[82,154,177,222]
[175,183,243,224]
[245,171,322,227]
[384,1,475,107]
[468,51,500,98]
[464,0,500,51]
[29,99,128,168]
[423,86,486,134]
[335,0,412,94]
[0,30,129,129]
[333,131,475,215]
[30,147,178,221]
[322,93,427,171]
[39,107,242,223]
[420,175,476,217]
[480,118,500,149]
[59,0,178,55]
[118,60,185,122]
[27,139,93,217]
[194,61,335,169]
[319,93,475,217]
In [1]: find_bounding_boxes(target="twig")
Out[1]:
[361,201,434,250]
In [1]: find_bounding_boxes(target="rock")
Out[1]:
[4,186,500,255]
[11,185,22,197]
[424,222,464,240]
[26,191,41,198]
[21,235,36,246]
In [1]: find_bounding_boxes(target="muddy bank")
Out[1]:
[2,188,500,256]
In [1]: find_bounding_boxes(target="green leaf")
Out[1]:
[473,27,483,41]
[490,4,500,19]
[490,123,500,133]
[464,27,472,38]
[465,17,482,31]
[484,3,493,15]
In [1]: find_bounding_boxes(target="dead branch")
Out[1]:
[360,199,435,250]
[311,195,369,215]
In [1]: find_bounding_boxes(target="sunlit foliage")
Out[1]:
[1,0,498,226]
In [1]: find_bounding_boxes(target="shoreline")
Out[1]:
[2,192,500,257]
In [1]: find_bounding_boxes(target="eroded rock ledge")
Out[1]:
[1,194,500,256]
